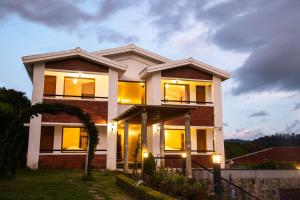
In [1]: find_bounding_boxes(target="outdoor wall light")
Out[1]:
[143,152,149,158]
[181,152,187,158]
[111,123,115,132]
[212,154,221,164]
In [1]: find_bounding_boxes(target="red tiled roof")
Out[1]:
[230,147,300,164]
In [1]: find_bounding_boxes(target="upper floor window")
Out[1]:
[44,75,56,96]
[64,77,95,98]
[162,79,212,104]
[118,81,145,104]
[164,83,190,102]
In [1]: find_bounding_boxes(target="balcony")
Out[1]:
[161,79,213,106]
[43,70,108,101]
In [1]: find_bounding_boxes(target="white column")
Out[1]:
[213,76,225,168]
[141,111,147,153]
[159,122,165,167]
[27,62,45,169]
[123,121,129,172]
[106,69,118,170]
[184,112,192,178]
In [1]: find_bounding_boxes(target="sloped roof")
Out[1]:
[22,47,127,80]
[230,147,300,164]
[92,44,172,63]
[139,57,230,80]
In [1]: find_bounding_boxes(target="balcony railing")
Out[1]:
[161,99,213,105]
[43,94,108,100]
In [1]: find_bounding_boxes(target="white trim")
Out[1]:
[92,44,172,63]
[41,122,107,126]
[45,68,108,76]
[140,58,230,80]
[39,152,107,155]
[43,96,108,102]
[162,76,213,83]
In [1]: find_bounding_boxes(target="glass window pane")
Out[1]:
[165,84,189,101]
[118,82,145,104]
[165,129,185,150]
[64,77,95,97]
[62,127,87,151]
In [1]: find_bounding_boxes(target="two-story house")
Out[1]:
[23,44,230,176]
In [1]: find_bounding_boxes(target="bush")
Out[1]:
[149,168,213,200]
[143,152,156,176]
[248,161,297,169]
[116,174,176,200]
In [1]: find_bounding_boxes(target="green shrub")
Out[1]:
[143,152,156,176]
[116,174,176,200]
[248,161,297,169]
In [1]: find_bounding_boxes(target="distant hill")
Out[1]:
[225,134,300,159]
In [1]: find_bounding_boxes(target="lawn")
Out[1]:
[0,170,133,200]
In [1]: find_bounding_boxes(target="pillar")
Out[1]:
[106,69,118,170]
[141,111,148,153]
[184,112,192,178]
[159,122,165,167]
[27,62,45,169]
[123,121,129,172]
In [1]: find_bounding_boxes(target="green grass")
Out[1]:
[0,170,133,200]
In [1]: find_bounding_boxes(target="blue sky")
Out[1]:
[1,0,300,139]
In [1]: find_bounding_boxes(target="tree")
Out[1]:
[143,152,156,176]
[0,102,99,177]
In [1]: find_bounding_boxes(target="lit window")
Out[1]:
[164,83,189,102]
[165,129,185,150]
[62,128,87,151]
[64,77,95,98]
[118,81,145,104]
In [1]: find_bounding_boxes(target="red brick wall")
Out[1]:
[45,57,108,73]
[42,99,108,124]
[161,65,213,80]
[164,154,213,168]
[39,154,106,169]
[165,106,214,126]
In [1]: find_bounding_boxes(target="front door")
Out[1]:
[196,129,207,151]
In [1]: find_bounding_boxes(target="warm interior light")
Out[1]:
[212,154,221,164]
[73,78,78,84]
[165,84,169,88]
[182,153,187,158]
[143,152,149,158]
[296,165,300,170]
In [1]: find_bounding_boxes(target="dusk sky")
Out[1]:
[0,0,299,140]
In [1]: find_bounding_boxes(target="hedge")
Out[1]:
[116,175,177,200]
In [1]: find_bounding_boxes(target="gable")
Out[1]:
[101,52,163,66]
[45,57,108,73]
[161,65,213,80]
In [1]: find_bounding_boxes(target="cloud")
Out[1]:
[0,0,140,43]
[97,29,138,44]
[223,122,229,127]
[226,128,264,140]
[147,0,300,95]
[282,120,300,133]
[249,110,269,118]
[293,103,300,111]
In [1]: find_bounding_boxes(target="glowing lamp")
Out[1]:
[181,153,187,158]
[73,78,78,84]
[212,154,221,164]
[143,152,149,158]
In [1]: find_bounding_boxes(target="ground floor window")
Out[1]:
[62,127,87,151]
[165,129,185,150]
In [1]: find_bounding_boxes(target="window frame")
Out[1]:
[163,83,190,103]
[117,80,146,105]
[63,76,96,99]
[43,75,57,96]
[164,128,185,151]
[61,127,88,152]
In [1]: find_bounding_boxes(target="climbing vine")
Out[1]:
[0,102,98,176]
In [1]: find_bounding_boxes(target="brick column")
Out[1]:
[123,121,129,172]
[184,112,192,178]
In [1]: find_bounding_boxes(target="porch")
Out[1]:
[113,105,216,177]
